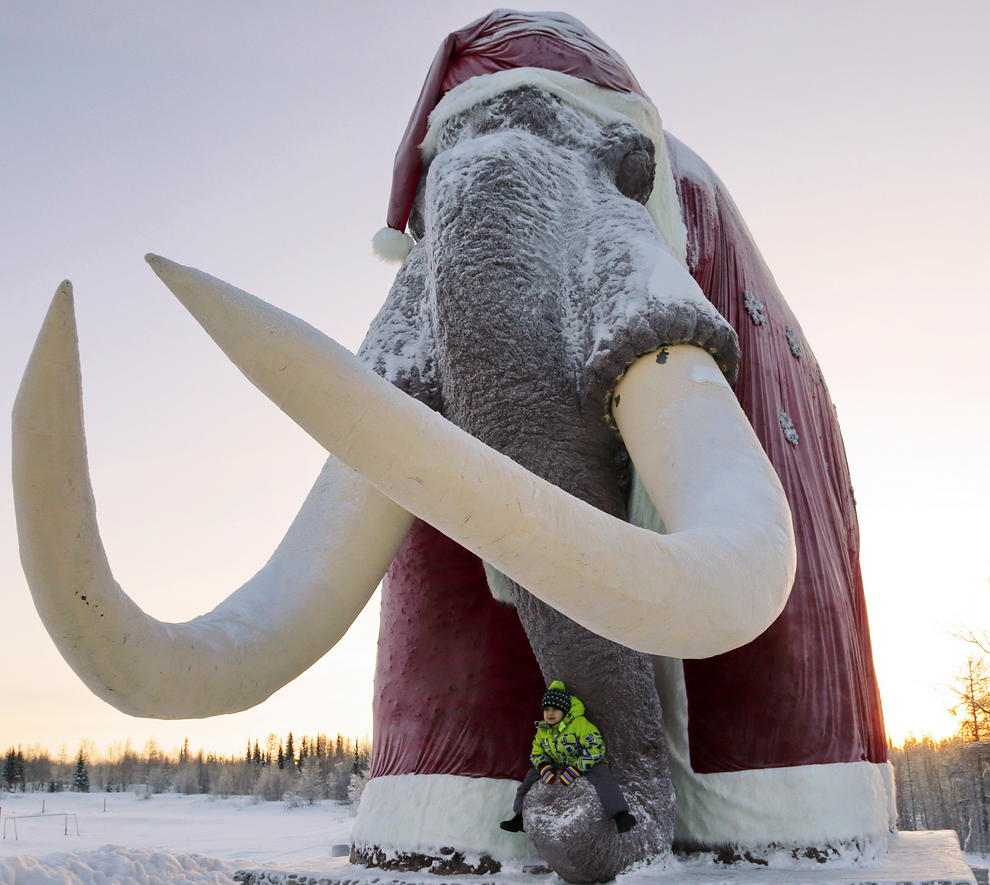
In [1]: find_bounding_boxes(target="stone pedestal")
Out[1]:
[235,831,977,885]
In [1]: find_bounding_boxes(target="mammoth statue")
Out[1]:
[13,11,893,884]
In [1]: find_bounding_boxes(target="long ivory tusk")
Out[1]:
[147,255,795,658]
[12,283,413,718]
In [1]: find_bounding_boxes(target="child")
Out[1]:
[500,680,637,834]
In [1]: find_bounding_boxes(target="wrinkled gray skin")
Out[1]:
[362,88,679,883]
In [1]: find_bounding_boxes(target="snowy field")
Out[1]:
[0,791,985,885]
[0,790,355,884]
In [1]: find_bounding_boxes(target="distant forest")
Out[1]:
[893,632,990,856]
[890,737,989,855]
[2,731,371,805]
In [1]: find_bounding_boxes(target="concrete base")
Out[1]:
[234,831,976,885]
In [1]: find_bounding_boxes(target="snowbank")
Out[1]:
[0,845,238,884]
[0,790,354,884]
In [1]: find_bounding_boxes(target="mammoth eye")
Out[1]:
[615,147,655,204]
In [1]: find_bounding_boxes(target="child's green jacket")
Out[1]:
[529,685,607,773]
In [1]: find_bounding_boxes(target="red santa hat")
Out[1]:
[374,10,687,265]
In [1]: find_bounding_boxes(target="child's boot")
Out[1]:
[613,811,637,833]
[500,812,525,832]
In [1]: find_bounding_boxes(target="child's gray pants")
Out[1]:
[513,763,629,817]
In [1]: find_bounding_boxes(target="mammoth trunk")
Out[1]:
[426,137,675,881]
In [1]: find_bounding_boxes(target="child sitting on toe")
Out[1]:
[500,680,637,834]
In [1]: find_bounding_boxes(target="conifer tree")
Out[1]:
[196,750,210,794]
[73,749,90,792]
[285,732,295,770]
[3,748,17,791]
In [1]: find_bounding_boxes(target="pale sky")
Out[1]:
[1,1,988,758]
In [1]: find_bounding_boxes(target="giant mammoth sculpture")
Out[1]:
[13,11,893,884]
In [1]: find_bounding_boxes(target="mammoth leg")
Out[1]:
[510,581,674,881]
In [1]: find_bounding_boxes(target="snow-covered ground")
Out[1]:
[0,792,984,885]
[0,790,354,884]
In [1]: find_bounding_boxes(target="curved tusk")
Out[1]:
[611,349,796,655]
[147,254,795,658]
[12,283,413,718]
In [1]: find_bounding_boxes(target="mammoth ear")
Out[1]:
[598,122,655,205]
[616,145,655,204]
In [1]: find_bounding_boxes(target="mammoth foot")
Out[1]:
[524,779,668,883]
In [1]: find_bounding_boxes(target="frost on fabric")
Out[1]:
[785,326,803,358]
[743,289,766,325]
[779,409,800,446]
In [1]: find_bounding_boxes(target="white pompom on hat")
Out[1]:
[372,226,415,263]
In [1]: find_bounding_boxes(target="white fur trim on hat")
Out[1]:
[372,226,415,263]
[421,67,688,267]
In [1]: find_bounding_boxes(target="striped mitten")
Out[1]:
[559,765,580,786]
[539,764,556,784]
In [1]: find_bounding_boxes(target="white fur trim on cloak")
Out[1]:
[421,67,688,268]
[352,774,541,864]
[654,655,896,848]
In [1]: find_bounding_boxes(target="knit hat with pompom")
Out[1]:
[542,680,571,713]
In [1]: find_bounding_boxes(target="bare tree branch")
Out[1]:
[953,628,990,658]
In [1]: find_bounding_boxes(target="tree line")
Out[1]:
[893,629,990,855]
[6,634,988,839]
[2,731,371,805]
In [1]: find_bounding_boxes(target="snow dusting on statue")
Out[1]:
[13,9,893,885]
